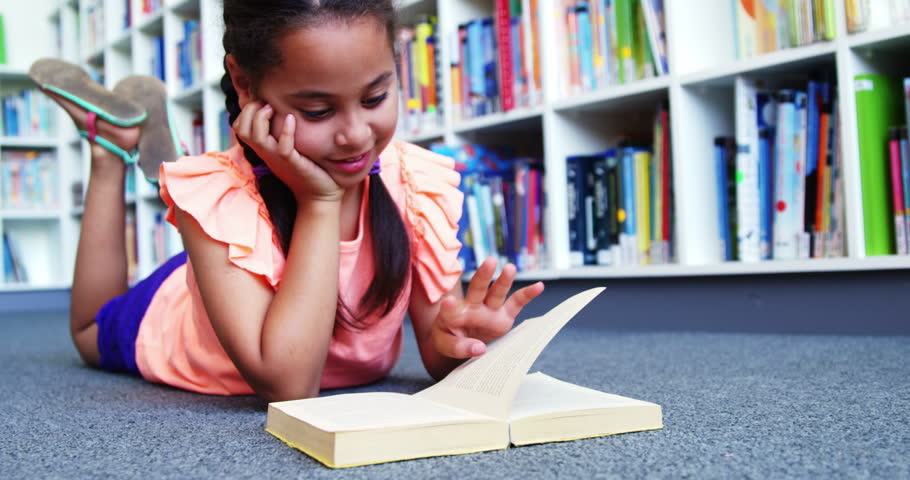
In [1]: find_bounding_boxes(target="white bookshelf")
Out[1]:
[2,0,910,293]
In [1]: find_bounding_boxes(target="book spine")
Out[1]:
[620,146,637,264]
[889,128,909,254]
[855,74,900,255]
[566,156,586,267]
[735,76,762,262]
[634,149,651,264]
[496,0,516,111]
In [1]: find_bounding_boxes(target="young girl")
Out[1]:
[32,0,544,402]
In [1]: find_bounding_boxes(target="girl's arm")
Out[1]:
[176,196,341,403]
[408,257,545,381]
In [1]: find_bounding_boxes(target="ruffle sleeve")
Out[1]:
[394,141,464,303]
[158,147,284,288]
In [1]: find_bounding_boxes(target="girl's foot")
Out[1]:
[113,76,182,182]
[47,90,141,169]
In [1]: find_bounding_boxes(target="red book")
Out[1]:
[495,0,515,111]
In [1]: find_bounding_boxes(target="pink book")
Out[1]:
[888,129,908,255]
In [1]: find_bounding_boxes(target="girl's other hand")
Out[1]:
[431,257,545,359]
[233,101,343,203]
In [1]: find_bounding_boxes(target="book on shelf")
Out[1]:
[563,106,674,267]
[177,20,202,89]
[0,150,58,210]
[2,88,56,137]
[715,136,738,262]
[0,13,6,65]
[398,16,443,135]
[846,0,910,33]
[450,1,542,121]
[559,0,667,95]
[854,73,902,256]
[265,287,663,469]
[735,0,835,59]
[724,75,844,262]
[2,232,28,283]
[432,143,546,273]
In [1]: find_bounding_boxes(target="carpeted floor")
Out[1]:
[1,310,908,479]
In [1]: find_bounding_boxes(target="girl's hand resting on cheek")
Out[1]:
[233,101,343,203]
[432,257,545,359]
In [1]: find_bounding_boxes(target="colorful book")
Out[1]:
[854,74,901,255]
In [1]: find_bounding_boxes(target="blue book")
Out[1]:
[715,137,735,261]
[758,128,774,260]
[566,155,590,267]
[511,16,523,105]
[773,89,801,260]
[467,20,485,116]
[804,80,824,241]
[576,2,595,91]
[481,19,498,113]
[619,145,637,263]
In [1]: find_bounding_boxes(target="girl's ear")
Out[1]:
[225,54,255,107]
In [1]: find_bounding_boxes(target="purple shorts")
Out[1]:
[95,251,187,374]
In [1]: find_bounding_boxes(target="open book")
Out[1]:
[266,287,663,468]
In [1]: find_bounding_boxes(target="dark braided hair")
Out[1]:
[221,0,409,329]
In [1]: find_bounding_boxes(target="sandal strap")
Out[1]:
[86,111,98,142]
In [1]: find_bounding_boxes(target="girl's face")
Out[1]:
[241,17,398,190]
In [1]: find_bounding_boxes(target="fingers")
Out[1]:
[231,100,265,140]
[433,329,485,359]
[484,262,516,309]
[504,281,545,319]
[433,295,485,358]
[251,103,275,148]
[276,114,297,158]
[464,257,498,304]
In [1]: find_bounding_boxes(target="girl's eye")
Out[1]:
[363,92,388,107]
[301,109,332,120]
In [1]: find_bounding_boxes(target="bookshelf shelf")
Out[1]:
[111,30,133,53]
[173,83,204,106]
[847,23,910,49]
[399,126,446,144]
[679,42,838,88]
[0,67,29,80]
[0,209,62,220]
[0,282,70,292]
[0,137,58,148]
[512,256,910,281]
[137,12,165,35]
[85,47,104,66]
[452,105,545,135]
[553,77,671,113]
[170,0,201,16]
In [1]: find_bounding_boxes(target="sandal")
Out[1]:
[30,58,146,165]
[113,75,187,183]
[29,58,147,127]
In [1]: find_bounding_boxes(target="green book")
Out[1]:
[0,14,6,64]
[854,74,903,255]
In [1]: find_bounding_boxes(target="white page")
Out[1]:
[416,287,605,419]
[270,392,492,432]
[509,372,657,420]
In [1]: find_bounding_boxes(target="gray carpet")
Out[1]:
[1,310,908,479]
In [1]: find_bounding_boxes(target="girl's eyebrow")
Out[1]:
[289,72,393,99]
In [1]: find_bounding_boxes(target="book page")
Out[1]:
[509,372,658,420]
[270,392,493,432]
[415,287,605,419]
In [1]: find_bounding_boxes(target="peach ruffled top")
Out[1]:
[133,141,463,395]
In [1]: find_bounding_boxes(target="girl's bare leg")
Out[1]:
[52,94,140,367]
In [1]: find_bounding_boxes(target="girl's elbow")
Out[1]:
[251,370,322,403]
[257,382,320,403]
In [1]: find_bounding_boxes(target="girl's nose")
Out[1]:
[334,117,370,149]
